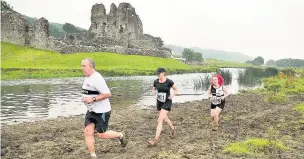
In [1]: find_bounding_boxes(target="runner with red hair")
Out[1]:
[207,74,230,131]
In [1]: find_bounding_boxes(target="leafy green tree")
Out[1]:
[245,60,252,64]
[1,0,14,11]
[182,48,194,61]
[49,25,65,38]
[266,59,276,66]
[193,52,203,61]
[275,59,304,67]
[252,56,264,66]
[62,23,79,34]
[182,48,203,62]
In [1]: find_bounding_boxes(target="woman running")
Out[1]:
[207,74,230,131]
[148,67,178,146]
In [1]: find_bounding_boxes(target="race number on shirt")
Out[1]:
[157,92,167,102]
[211,96,221,105]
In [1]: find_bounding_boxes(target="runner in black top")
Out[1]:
[148,67,178,146]
[207,74,230,131]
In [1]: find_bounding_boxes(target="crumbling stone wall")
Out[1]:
[142,34,163,48]
[60,45,171,58]
[89,3,163,49]
[30,18,50,50]
[1,11,51,50]
[1,2,171,58]
[129,40,156,49]
[89,3,143,41]
[1,11,31,46]
[129,34,164,49]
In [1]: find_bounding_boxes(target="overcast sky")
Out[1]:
[6,0,304,61]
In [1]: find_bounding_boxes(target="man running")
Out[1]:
[81,58,128,158]
[148,67,178,146]
[207,74,230,131]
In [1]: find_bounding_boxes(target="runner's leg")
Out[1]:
[84,123,96,156]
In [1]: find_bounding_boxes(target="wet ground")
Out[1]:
[1,92,304,159]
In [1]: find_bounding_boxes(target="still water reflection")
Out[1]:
[1,68,262,124]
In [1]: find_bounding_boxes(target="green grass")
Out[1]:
[204,58,252,68]
[261,70,304,103]
[1,42,193,70]
[1,42,218,80]
[294,103,304,115]
[223,138,289,156]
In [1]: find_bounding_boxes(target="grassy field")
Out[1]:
[238,68,304,104]
[1,42,218,80]
[1,42,194,70]
[204,58,252,68]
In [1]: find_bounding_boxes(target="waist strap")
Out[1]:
[83,89,99,95]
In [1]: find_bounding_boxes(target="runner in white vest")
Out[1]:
[81,58,128,158]
[207,74,230,131]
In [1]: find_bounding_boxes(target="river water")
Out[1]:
[1,68,261,125]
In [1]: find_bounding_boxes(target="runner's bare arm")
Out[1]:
[152,86,156,91]
[95,93,112,101]
[171,84,178,96]
[152,86,156,95]
[83,93,112,103]
[222,86,230,99]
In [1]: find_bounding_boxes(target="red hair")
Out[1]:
[210,74,224,86]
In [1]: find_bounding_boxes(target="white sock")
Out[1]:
[120,132,123,139]
[90,152,96,157]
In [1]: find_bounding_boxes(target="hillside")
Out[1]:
[26,17,87,38]
[0,42,193,70]
[1,42,218,79]
[165,44,253,63]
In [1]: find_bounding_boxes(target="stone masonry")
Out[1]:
[1,2,171,58]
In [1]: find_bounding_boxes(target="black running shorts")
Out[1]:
[157,100,172,111]
[211,99,225,110]
[84,111,111,133]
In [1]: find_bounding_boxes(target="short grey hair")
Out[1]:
[83,58,95,69]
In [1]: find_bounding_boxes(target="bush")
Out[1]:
[264,92,288,103]
[280,68,296,76]
[260,69,304,103]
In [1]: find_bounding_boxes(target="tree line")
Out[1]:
[245,56,264,66]
[182,48,203,62]
[245,56,304,68]
[266,58,304,68]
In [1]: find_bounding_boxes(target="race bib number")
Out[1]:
[211,96,221,105]
[157,92,167,102]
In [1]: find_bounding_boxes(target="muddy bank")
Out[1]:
[1,92,304,159]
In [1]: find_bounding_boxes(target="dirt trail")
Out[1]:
[1,93,304,159]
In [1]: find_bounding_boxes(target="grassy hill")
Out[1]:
[165,44,254,63]
[1,42,218,80]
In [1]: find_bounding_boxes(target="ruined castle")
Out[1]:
[1,3,171,58]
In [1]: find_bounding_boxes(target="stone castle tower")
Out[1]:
[89,3,143,41]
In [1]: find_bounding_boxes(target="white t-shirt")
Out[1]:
[82,71,111,113]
